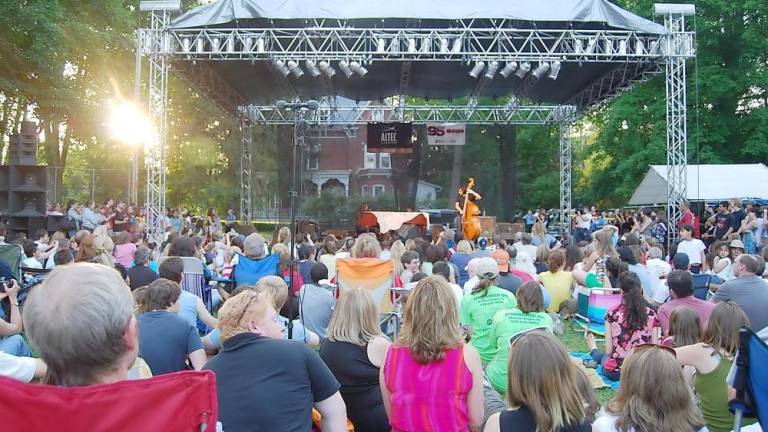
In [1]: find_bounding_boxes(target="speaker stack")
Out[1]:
[0,121,48,240]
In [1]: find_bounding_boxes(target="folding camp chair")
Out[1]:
[0,244,23,281]
[231,253,280,287]
[730,327,768,431]
[573,286,622,337]
[336,258,397,335]
[0,370,218,431]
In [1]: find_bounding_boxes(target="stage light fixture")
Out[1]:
[604,38,614,55]
[272,59,290,77]
[439,38,449,53]
[548,61,562,80]
[515,61,531,78]
[338,60,354,78]
[531,62,550,79]
[618,40,628,55]
[377,38,387,53]
[305,60,321,77]
[635,39,645,55]
[243,37,254,53]
[468,61,486,79]
[499,61,518,78]
[256,37,265,53]
[181,37,191,53]
[318,60,336,77]
[286,60,304,77]
[420,37,431,53]
[575,39,585,55]
[408,38,417,53]
[226,35,236,53]
[211,36,222,53]
[585,38,597,54]
[349,61,368,77]
[649,40,660,55]
[452,38,462,53]
[484,61,499,79]
[195,38,205,53]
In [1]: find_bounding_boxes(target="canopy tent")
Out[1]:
[167,0,670,105]
[628,164,768,205]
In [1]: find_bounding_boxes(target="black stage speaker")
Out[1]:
[8,121,38,166]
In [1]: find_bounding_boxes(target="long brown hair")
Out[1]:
[668,306,702,348]
[396,276,463,364]
[702,301,750,357]
[506,331,586,431]
[618,272,647,331]
[607,348,705,432]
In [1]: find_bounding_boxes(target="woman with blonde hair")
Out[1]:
[450,239,475,287]
[381,276,484,431]
[594,346,706,432]
[675,301,755,432]
[484,331,591,431]
[390,239,406,279]
[320,288,391,432]
[531,221,557,248]
[352,233,382,259]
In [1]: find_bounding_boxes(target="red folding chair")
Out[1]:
[0,370,217,431]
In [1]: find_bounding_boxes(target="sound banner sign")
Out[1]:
[426,122,466,146]
[366,122,413,153]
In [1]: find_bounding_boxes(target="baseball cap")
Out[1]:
[491,249,510,273]
[672,252,690,270]
[476,257,499,280]
[478,237,488,250]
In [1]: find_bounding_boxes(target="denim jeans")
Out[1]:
[590,348,621,381]
[0,334,32,357]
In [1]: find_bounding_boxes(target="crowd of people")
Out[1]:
[1,196,767,431]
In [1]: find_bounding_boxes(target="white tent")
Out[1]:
[628,164,768,205]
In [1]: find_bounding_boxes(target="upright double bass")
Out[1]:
[458,177,482,241]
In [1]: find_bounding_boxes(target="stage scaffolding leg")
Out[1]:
[559,119,573,238]
[143,9,171,244]
[240,116,253,224]
[659,7,693,248]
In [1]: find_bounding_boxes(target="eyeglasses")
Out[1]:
[634,343,677,358]
[236,292,258,325]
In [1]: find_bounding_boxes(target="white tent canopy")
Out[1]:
[629,164,768,205]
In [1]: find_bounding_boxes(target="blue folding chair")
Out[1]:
[730,327,768,431]
[231,253,280,288]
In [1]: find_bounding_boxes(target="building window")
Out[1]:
[306,145,319,170]
[379,153,391,169]
[364,150,376,169]
[361,185,370,197]
[373,184,385,197]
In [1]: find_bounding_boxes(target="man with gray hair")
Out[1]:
[243,233,266,259]
[712,254,768,331]
[232,233,279,287]
[127,247,158,291]
[22,263,138,386]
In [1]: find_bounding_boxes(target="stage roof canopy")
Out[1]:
[629,164,768,205]
[167,0,669,107]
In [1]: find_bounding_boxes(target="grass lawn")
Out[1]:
[560,321,616,405]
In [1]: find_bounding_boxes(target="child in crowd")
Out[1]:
[661,306,702,348]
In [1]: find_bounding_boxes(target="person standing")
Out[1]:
[676,224,707,274]
[711,201,734,241]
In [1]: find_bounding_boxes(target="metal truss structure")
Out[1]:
[240,118,253,223]
[137,6,695,240]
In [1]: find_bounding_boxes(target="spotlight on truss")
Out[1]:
[585,38,597,54]
[548,61,562,80]
[484,61,499,79]
[377,38,387,54]
[452,38,462,54]
[271,59,290,77]
[305,60,321,77]
[531,62,550,79]
[338,60,354,78]
[468,61,486,79]
[318,61,336,78]
[635,39,645,55]
[408,38,417,53]
[286,60,304,78]
[349,61,368,77]
[439,38,449,53]
[515,61,531,78]
[499,61,518,78]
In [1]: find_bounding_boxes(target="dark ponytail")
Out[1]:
[618,272,647,331]
[471,277,494,296]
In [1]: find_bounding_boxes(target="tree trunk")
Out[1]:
[498,125,517,222]
[449,144,464,203]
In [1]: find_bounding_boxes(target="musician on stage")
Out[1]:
[454,177,482,232]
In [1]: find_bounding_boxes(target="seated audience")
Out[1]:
[381,276,484,431]
[319,288,391,432]
[712,254,768,331]
[675,301,756,432]
[594,345,706,432]
[158,257,217,330]
[0,351,46,382]
[133,278,205,375]
[399,250,420,286]
[585,272,659,381]
[431,260,463,307]
[127,247,158,290]
[657,269,715,335]
[113,231,137,268]
[23,263,137,386]
[538,250,574,313]
[491,249,523,294]
[53,248,74,266]
[460,257,518,364]
[484,331,591,431]
[450,240,474,287]
[204,290,347,432]
[486,281,554,393]
[661,306,702,348]
[298,263,336,338]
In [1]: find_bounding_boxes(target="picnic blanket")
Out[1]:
[570,352,621,390]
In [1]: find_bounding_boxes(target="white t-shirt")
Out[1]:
[576,213,592,229]
[646,258,672,279]
[463,276,479,295]
[0,352,36,382]
[653,280,670,304]
[449,283,463,309]
[594,412,708,432]
[676,239,706,265]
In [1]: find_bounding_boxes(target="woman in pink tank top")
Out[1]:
[380,276,484,432]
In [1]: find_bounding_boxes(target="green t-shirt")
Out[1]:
[486,309,554,393]
[460,286,517,363]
